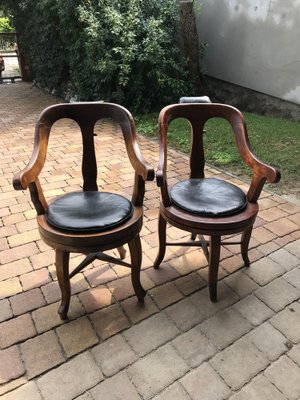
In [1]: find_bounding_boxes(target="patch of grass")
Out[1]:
[135,111,300,198]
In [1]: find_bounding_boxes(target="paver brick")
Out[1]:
[41,281,61,304]
[259,207,288,222]
[107,275,135,300]
[181,362,231,400]
[288,343,300,364]
[264,356,300,400]
[123,313,179,356]
[283,268,300,290]
[0,277,22,300]
[244,257,284,286]
[220,255,244,274]
[0,346,25,384]
[78,286,114,313]
[252,226,277,244]
[255,277,300,312]
[10,288,46,315]
[211,337,269,390]
[149,281,184,309]
[20,331,65,378]
[169,250,208,275]
[0,258,32,281]
[172,325,217,367]
[56,316,98,357]
[127,343,189,399]
[257,241,280,255]
[165,297,205,331]
[265,218,299,237]
[90,304,130,339]
[0,299,12,322]
[0,237,8,251]
[91,334,137,377]
[224,271,258,298]
[229,374,286,400]
[32,297,85,333]
[0,314,36,348]
[174,272,206,295]
[270,302,300,343]
[30,250,54,269]
[20,267,51,291]
[269,248,299,271]
[37,352,103,400]
[247,322,290,361]
[285,239,300,258]
[190,283,239,319]
[1,382,42,400]
[233,294,274,326]
[8,229,40,247]
[153,382,190,400]
[84,264,118,286]
[200,308,251,350]
[146,264,180,285]
[120,294,158,324]
[90,371,140,400]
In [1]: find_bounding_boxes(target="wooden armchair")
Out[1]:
[13,102,154,319]
[154,103,281,301]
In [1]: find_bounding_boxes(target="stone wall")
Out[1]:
[204,76,300,121]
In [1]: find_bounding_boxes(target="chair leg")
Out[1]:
[208,236,221,302]
[153,213,167,269]
[117,246,126,260]
[241,226,253,267]
[55,250,71,320]
[128,235,146,303]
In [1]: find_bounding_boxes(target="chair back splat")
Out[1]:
[13,102,154,319]
[154,103,281,302]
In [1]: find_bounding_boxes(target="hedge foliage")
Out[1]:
[4,0,202,112]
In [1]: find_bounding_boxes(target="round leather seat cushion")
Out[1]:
[45,191,133,232]
[170,178,248,217]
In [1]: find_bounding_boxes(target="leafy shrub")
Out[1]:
[0,17,13,32]
[3,0,204,112]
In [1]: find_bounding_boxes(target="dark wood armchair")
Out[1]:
[13,102,154,319]
[154,103,281,301]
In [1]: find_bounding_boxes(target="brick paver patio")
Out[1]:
[0,82,300,399]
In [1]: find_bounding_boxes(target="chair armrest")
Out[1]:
[13,123,49,213]
[130,142,155,182]
[156,126,172,206]
[230,115,281,201]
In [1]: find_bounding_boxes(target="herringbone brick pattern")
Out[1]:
[0,82,300,399]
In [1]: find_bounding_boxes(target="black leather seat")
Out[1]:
[170,178,248,217]
[46,191,133,232]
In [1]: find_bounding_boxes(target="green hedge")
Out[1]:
[5,0,200,112]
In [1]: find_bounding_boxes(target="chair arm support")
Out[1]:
[156,169,172,207]
[247,162,281,202]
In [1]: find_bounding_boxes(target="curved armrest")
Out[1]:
[230,117,281,201]
[13,122,50,214]
[13,121,50,190]
[130,141,155,182]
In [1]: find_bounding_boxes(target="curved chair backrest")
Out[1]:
[157,103,280,203]
[13,102,154,212]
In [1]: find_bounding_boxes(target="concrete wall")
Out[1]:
[195,0,300,106]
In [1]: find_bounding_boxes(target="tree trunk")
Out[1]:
[179,0,203,93]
